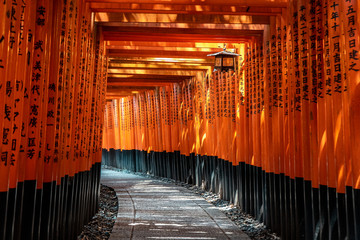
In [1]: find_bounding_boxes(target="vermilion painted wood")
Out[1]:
[89,2,283,15]
[85,0,288,8]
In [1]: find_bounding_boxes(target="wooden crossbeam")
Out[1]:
[90,3,282,16]
[107,49,217,58]
[108,60,214,67]
[106,45,227,52]
[87,0,288,8]
[107,86,159,90]
[105,34,256,43]
[108,78,183,83]
[107,82,177,87]
[102,26,263,36]
[95,13,270,24]
[100,22,267,31]
[106,41,241,49]
[108,62,211,70]
[108,69,204,76]
[107,74,191,79]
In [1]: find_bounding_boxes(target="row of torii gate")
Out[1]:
[1,0,360,239]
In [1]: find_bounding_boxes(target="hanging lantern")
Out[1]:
[207,44,240,72]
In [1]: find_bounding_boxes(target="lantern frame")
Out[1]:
[207,47,240,72]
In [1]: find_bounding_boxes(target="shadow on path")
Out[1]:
[101,169,250,240]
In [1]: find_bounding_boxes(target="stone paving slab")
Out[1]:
[101,169,250,240]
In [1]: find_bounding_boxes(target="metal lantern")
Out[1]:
[207,45,240,72]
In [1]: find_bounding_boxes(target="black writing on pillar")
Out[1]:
[0,152,14,166]
[323,2,332,96]
[24,87,29,98]
[9,4,16,49]
[16,80,23,91]
[309,0,318,104]
[28,30,33,43]
[33,61,41,72]
[293,9,301,112]
[13,111,19,121]
[4,104,11,121]
[44,155,51,163]
[32,72,41,82]
[29,117,37,127]
[27,148,35,159]
[1,152,8,166]
[6,81,12,97]
[21,122,25,137]
[34,40,43,52]
[48,83,56,92]
[18,1,26,51]
[30,104,39,116]
[2,128,10,145]
[47,110,54,118]
[28,137,36,147]
[36,6,46,26]
[346,2,359,72]
[276,26,283,109]
[31,85,40,95]
[48,97,54,104]
[10,153,15,166]
[11,139,16,151]
[12,124,18,134]
[299,4,309,102]
[330,1,342,93]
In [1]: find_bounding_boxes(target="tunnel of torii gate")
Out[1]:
[0,0,360,239]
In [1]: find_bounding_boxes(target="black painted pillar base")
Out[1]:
[13,182,25,240]
[345,186,355,240]
[327,187,338,240]
[284,175,291,239]
[238,163,245,211]
[5,187,16,240]
[0,190,8,240]
[353,188,360,240]
[303,180,313,240]
[256,167,263,222]
[40,181,55,240]
[20,180,37,240]
[318,185,329,240]
[337,191,347,239]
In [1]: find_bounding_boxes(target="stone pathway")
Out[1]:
[101,169,250,240]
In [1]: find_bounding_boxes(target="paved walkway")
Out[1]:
[101,169,250,240]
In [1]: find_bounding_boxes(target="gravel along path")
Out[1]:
[77,184,118,240]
